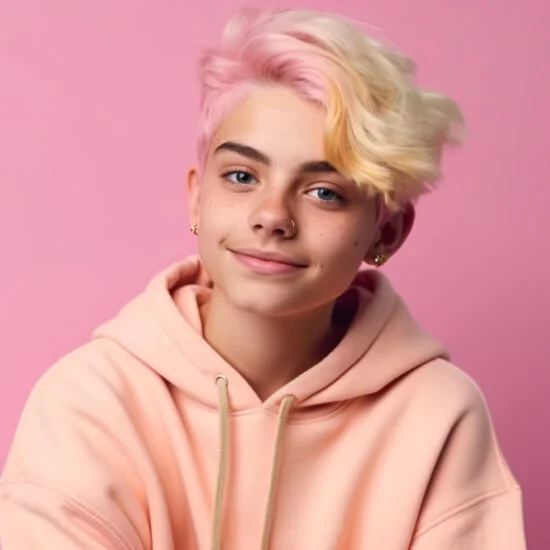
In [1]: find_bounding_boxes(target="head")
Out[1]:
[187,8,464,318]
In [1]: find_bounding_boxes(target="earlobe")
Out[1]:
[364,202,416,264]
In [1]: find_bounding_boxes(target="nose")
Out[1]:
[249,192,297,239]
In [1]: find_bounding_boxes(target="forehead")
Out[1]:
[208,86,327,165]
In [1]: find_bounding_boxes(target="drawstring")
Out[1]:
[210,375,296,550]
[211,376,230,550]
[261,393,296,550]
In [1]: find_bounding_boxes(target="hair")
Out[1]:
[197,8,465,212]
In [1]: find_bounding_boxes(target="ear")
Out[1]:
[365,202,415,262]
[186,167,201,225]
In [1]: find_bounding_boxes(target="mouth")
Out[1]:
[229,248,307,275]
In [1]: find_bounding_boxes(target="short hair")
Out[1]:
[198,8,465,211]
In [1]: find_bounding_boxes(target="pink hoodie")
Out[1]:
[0,256,526,549]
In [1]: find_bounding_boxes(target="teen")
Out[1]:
[0,8,526,549]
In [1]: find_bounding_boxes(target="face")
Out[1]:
[188,87,398,318]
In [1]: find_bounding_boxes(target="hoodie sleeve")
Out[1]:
[409,371,526,550]
[410,489,526,549]
[0,351,149,549]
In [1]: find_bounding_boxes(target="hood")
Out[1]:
[92,256,449,411]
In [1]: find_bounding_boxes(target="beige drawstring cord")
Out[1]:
[211,375,229,550]
[260,394,296,550]
[210,375,296,550]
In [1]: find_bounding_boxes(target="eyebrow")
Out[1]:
[213,141,338,175]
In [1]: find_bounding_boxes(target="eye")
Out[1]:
[222,170,257,185]
[307,187,343,202]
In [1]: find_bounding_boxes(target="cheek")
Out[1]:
[199,187,240,235]
[309,218,373,263]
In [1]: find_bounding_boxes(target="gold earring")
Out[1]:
[368,253,388,267]
[190,223,199,236]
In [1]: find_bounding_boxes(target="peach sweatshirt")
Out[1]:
[0,257,526,549]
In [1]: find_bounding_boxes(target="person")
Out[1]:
[0,7,526,549]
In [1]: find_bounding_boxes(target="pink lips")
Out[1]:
[231,249,306,275]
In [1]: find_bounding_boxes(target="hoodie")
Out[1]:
[0,256,526,549]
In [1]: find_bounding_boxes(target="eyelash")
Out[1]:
[222,170,258,186]
[221,170,345,205]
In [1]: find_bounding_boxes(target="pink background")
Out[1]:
[0,0,547,546]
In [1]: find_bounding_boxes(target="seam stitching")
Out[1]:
[0,479,137,550]
[413,485,522,540]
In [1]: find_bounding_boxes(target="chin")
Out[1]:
[227,290,303,318]
[224,281,334,319]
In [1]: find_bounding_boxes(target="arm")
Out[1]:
[410,374,526,549]
[0,482,137,548]
[410,488,525,549]
[0,352,149,549]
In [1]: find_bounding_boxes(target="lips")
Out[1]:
[231,248,307,267]
[229,248,307,275]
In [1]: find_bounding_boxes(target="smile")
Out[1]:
[230,249,307,275]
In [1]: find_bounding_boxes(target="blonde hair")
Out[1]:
[198,8,465,211]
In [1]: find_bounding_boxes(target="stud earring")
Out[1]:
[367,253,388,267]
[190,223,199,236]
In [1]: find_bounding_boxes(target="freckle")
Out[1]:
[354,240,359,247]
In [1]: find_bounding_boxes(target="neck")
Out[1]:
[201,290,344,401]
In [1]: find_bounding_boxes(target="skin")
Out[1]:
[187,86,414,400]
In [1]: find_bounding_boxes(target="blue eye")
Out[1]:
[308,188,342,202]
[223,171,257,185]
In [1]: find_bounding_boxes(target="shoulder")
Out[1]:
[28,337,162,411]
[1,339,161,488]
[403,362,522,536]
[403,358,491,420]
[401,358,519,489]
[394,358,509,474]
[0,341,151,548]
